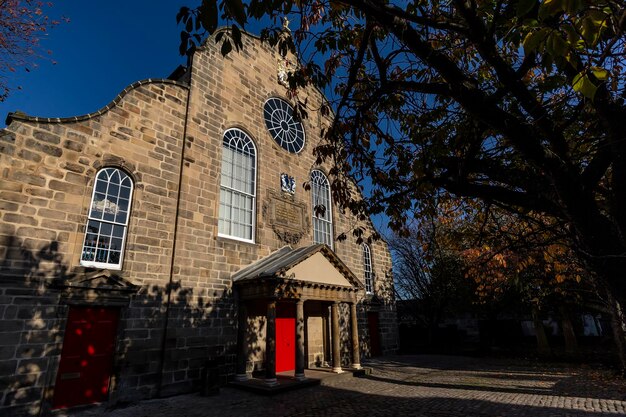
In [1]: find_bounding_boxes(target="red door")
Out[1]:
[53,306,119,409]
[368,312,382,357]
[275,303,296,373]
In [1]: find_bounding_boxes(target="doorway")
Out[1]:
[275,303,295,372]
[53,306,119,409]
[367,312,382,357]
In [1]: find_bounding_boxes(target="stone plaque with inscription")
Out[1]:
[264,190,308,244]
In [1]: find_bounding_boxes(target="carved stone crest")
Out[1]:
[263,189,309,244]
[280,173,296,195]
[277,57,298,88]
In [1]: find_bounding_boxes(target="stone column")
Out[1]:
[295,299,306,380]
[265,300,278,386]
[331,301,343,373]
[350,302,361,369]
[322,310,330,367]
[235,301,248,381]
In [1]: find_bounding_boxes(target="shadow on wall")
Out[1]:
[0,234,262,417]
[376,268,396,304]
[356,268,398,359]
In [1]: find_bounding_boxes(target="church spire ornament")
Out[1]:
[282,16,291,32]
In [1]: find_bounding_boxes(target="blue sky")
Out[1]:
[0,2,191,126]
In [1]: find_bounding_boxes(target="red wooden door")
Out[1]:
[53,306,119,409]
[275,303,295,373]
[368,312,382,357]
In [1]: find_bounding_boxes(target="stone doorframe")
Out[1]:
[234,279,362,385]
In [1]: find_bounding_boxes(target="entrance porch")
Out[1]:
[232,245,364,386]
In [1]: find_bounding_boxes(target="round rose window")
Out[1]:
[263,97,305,153]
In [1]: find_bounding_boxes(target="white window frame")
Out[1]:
[218,128,257,243]
[363,244,374,294]
[80,167,133,270]
[311,169,333,249]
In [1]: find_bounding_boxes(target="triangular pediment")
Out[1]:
[55,269,138,292]
[233,244,363,290]
[284,251,353,287]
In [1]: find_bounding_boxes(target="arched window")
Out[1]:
[362,244,373,294]
[218,128,257,242]
[81,168,133,269]
[311,170,333,249]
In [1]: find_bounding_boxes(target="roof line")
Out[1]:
[5,78,189,126]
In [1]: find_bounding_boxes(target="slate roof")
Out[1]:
[232,244,362,288]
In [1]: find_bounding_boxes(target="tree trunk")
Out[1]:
[531,305,551,357]
[607,291,626,376]
[558,304,579,358]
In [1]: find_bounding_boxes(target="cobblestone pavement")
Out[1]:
[68,355,626,417]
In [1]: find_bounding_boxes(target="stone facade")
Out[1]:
[0,30,398,416]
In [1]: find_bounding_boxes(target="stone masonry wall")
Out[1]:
[0,80,188,416]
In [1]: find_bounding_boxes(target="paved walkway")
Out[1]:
[66,355,626,417]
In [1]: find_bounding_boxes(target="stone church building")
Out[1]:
[0,29,398,416]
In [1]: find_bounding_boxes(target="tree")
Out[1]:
[391,215,474,347]
[178,0,626,372]
[396,196,596,356]
[0,1,64,101]
[461,210,595,357]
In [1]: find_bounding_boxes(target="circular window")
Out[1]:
[263,97,305,153]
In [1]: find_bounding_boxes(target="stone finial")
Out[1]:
[282,16,291,32]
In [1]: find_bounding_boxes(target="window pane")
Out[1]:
[113,225,125,238]
[219,188,232,236]
[95,181,107,193]
[105,196,118,212]
[118,198,128,211]
[120,185,131,200]
[98,234,110,247]
[108,184,120,198]
[311,170,332,248]
[84,234,97,247]
[87,220,99,234]
[96,248,109,263]
[91,193,106,218]
[82,168,133,268]
[219,129,256,241]
[109,251,121,264]
[115,211,127,225]
[363,245,373,293]
[110,238,123,251]
[103,211,115,222]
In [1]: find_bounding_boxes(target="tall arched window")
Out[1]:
[81,167,133,269]
[311,170,333,249]
[363,244,373,294]
[218,128,257,242]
